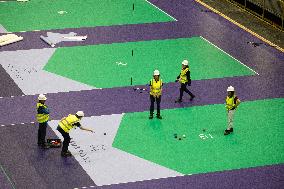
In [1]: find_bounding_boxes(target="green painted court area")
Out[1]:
[44,37,255,88]
[0,0,173,32]
[113,98,284,174]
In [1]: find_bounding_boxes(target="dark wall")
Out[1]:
[229,0,284,29]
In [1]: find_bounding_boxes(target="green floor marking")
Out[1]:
[112,98,284,174]
[0,0,174,32]
[44,37,254,88]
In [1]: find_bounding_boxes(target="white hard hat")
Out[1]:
[153,70,160,76]
[38,94,47,101]
[76,111,84,117]
[227,86,235,92]
[182,60,189,66]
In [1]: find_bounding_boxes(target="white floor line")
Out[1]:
[0,95,25,99]
[0,24,9,33]
[19,29,41,33]
[200,36,259,75]
[0,122,36,127]
[145,0,178,21]
[73,186,102,189]
[0,163,16,189]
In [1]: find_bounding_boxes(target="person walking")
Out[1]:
[175,60,195,103]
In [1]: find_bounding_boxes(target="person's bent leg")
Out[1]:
[57,126,71,155]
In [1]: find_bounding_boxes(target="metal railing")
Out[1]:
[227,0,284,30]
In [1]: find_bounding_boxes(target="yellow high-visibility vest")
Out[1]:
[36,103,49,123]
[180,68,189,84]
[58,114,80,133]
[150,79,162,96]
[226,96,237,110]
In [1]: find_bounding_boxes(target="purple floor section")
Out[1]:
[0,124,95,189]
[0,0,283,189]
[100,164,284,189]
[0,64,23,98]
[0,74,283,126]
[0,170,13,189]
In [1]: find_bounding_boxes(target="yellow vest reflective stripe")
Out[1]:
[58,114,80,133]
[180,68,189,84]
[226,96,236,110]
[36,103,49,123]
[150,79,162,96]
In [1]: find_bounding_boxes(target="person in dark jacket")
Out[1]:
[36,94,50,149]
[149,70,163,119]
[175,60,195,103]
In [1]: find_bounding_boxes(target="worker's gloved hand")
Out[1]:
[187,79,191,86]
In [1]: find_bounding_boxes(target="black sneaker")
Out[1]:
[61,151,72,157]
[229,128,234,133]
[61,151,68,157]
[37,143,43,146]
[66,150,72,156]
[175,99,182,103]
[156,115,162,119]
[224,129,231,135]
[149,115,153,119]
[190,95,195,101]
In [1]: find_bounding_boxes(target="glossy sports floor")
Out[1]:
[0,0,284,189]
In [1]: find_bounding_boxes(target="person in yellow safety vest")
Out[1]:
[224,86,241,135]
[36,94,50,149]
[57,111,94,157]
[149,70,163,119]
[175,60,195,103]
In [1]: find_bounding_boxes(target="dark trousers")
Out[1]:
[38,122,48,145]
[150,95,161,115]
[179,83,194,100]
[57,126,70,153]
